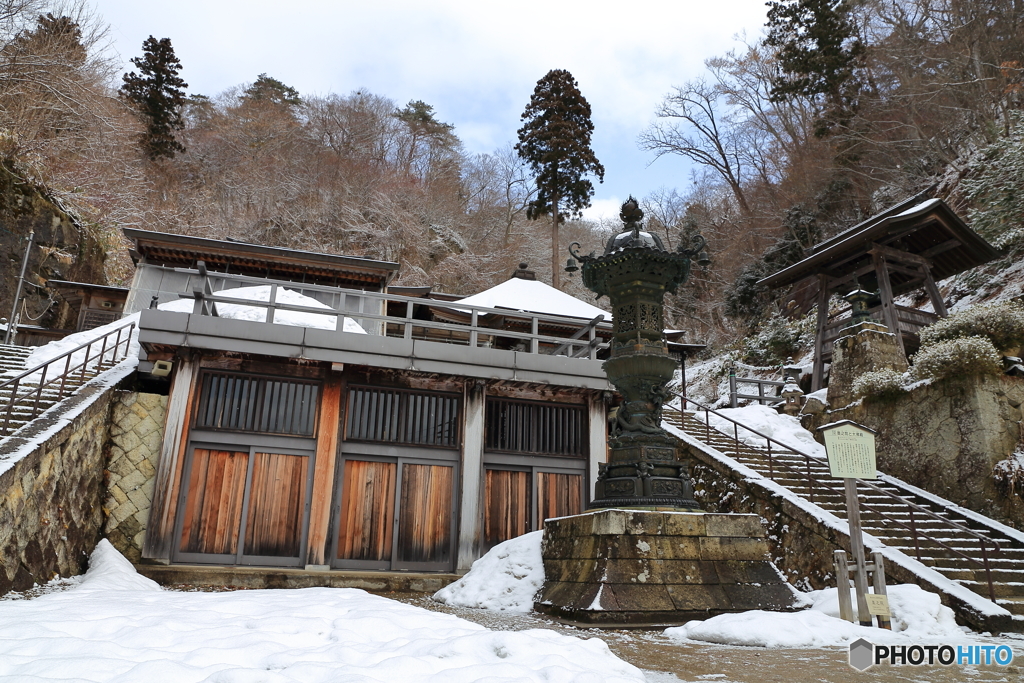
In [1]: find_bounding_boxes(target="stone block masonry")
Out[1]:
[104,392,166,563]
[0,378,122,595]
[535,509,798,625]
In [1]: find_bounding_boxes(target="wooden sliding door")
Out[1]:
[173,444,315,567]
[484,469,530,549]
[396,463,454,567]
[537,471,583,522]
[336,460,396,563]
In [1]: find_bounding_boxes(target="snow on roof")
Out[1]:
[159,285,366,334]
[895,197,941,218]
[454,278,609,321]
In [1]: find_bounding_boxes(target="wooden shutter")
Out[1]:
[484,469,531,547]
[336,460,396,561]
[396,463,453,564]
[537,472,583,523]
[178,449,248,555]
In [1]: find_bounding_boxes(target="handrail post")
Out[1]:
[266,284,278,324]
[469,311,478,348]
[404,301,414,340]
[767,440,774,480]
[909,507,921,561]
[2,378,18,435]
[729,367,738,408]
[807,456,814,502]
[981,541,995,603]
[31,364,46,419]
[530,316,539,354]
[57,353,71,399]
[589,320,598,360]
[80,342,91,383]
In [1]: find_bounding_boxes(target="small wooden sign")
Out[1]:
[820,421,877,480]
[866,593,891,617]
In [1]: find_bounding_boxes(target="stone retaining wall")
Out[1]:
[803,374,1024,530]
[104,392,166,563]
[0,380,120,594]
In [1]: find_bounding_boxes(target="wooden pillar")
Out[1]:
[871,251,906,356]
[921,265,948,317]
[143,354,200,561]
[305,374,343,567]
[456,380,485,572]
[588,393,608,502]
[811,274,830,392]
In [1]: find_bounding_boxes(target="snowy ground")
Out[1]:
[0,541,643,683]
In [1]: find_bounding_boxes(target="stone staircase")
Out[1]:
[0,344,120,438]
[664,407,1024,630]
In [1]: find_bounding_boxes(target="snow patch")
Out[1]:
[432,530,544,612]
[0,541,644,682]
[159,285,367,333]
[667,584,966,648]
[692,404,826,459]
[454,278,610,321]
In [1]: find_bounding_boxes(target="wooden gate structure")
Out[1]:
[127,230,613,573]
[758,196,999,392]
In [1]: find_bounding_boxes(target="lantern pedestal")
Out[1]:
[534,509,799,625]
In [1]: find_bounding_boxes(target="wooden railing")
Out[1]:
[0,320,136,436]
[728,367,784,407]
[669,391,1001,602]
[822,304,939,349]
[172,265,612,360]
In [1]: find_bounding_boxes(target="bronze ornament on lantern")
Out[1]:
[568,196,707,510]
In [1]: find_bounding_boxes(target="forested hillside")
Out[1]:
[0,0,1021,345]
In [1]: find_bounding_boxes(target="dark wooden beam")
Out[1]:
[870,242,932,268]
[920,264,948,317]
[872,253,906,357]
[812,274,829,392]
[920,239,962,260]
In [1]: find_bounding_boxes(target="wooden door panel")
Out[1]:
[484,469,530,547]
[537,472,583,524]
[178,449,248,555]
[244,452,308,558]
[336,460,396,561]
[396,464,453,564]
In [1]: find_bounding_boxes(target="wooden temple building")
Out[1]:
[125,230,614,574]
[758,196,1000,391]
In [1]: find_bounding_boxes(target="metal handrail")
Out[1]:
[167,266,612,360]
[667,391,1002,602]
[0,320,136,436]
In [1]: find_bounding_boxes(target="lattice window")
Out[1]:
[346,386,460,448]
[195,372,319,436]
[485,398,585,457]
[616,304,636,333]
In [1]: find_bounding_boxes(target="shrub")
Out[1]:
[851,369,909,401]
[918,300,1024,352]
[741,314,812,366]
[910,336,1002,381]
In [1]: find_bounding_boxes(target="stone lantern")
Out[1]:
[781,357,804,416]
[567,197,706,510]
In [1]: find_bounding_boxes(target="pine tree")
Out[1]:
[516,69,604,290]
[764,0,864,136]
[241,74,301,108]
[120,36,188,160]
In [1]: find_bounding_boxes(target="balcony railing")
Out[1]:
[162,264,612,360]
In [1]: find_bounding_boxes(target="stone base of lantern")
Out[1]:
[534,509,800,625]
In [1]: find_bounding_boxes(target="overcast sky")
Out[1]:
[92,0,770,221]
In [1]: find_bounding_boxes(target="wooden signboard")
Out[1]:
[866,593,891,617]
[821,421,877,480]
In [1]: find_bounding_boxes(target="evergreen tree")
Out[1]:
[764,0,864,136]
[241,73,301,108]
[516,69,604,290]
[120,36,188,160]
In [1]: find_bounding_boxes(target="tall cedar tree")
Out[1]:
[765,0,864,137]
[120,36,188,160]
[516,69,604,290]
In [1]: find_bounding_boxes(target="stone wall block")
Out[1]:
[662,513,706,536]
[101,392,167,562]
[704,513,764,538]
[698,536,769,562]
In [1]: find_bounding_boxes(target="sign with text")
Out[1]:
[866,594,891,617]
[822,422,877,479]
